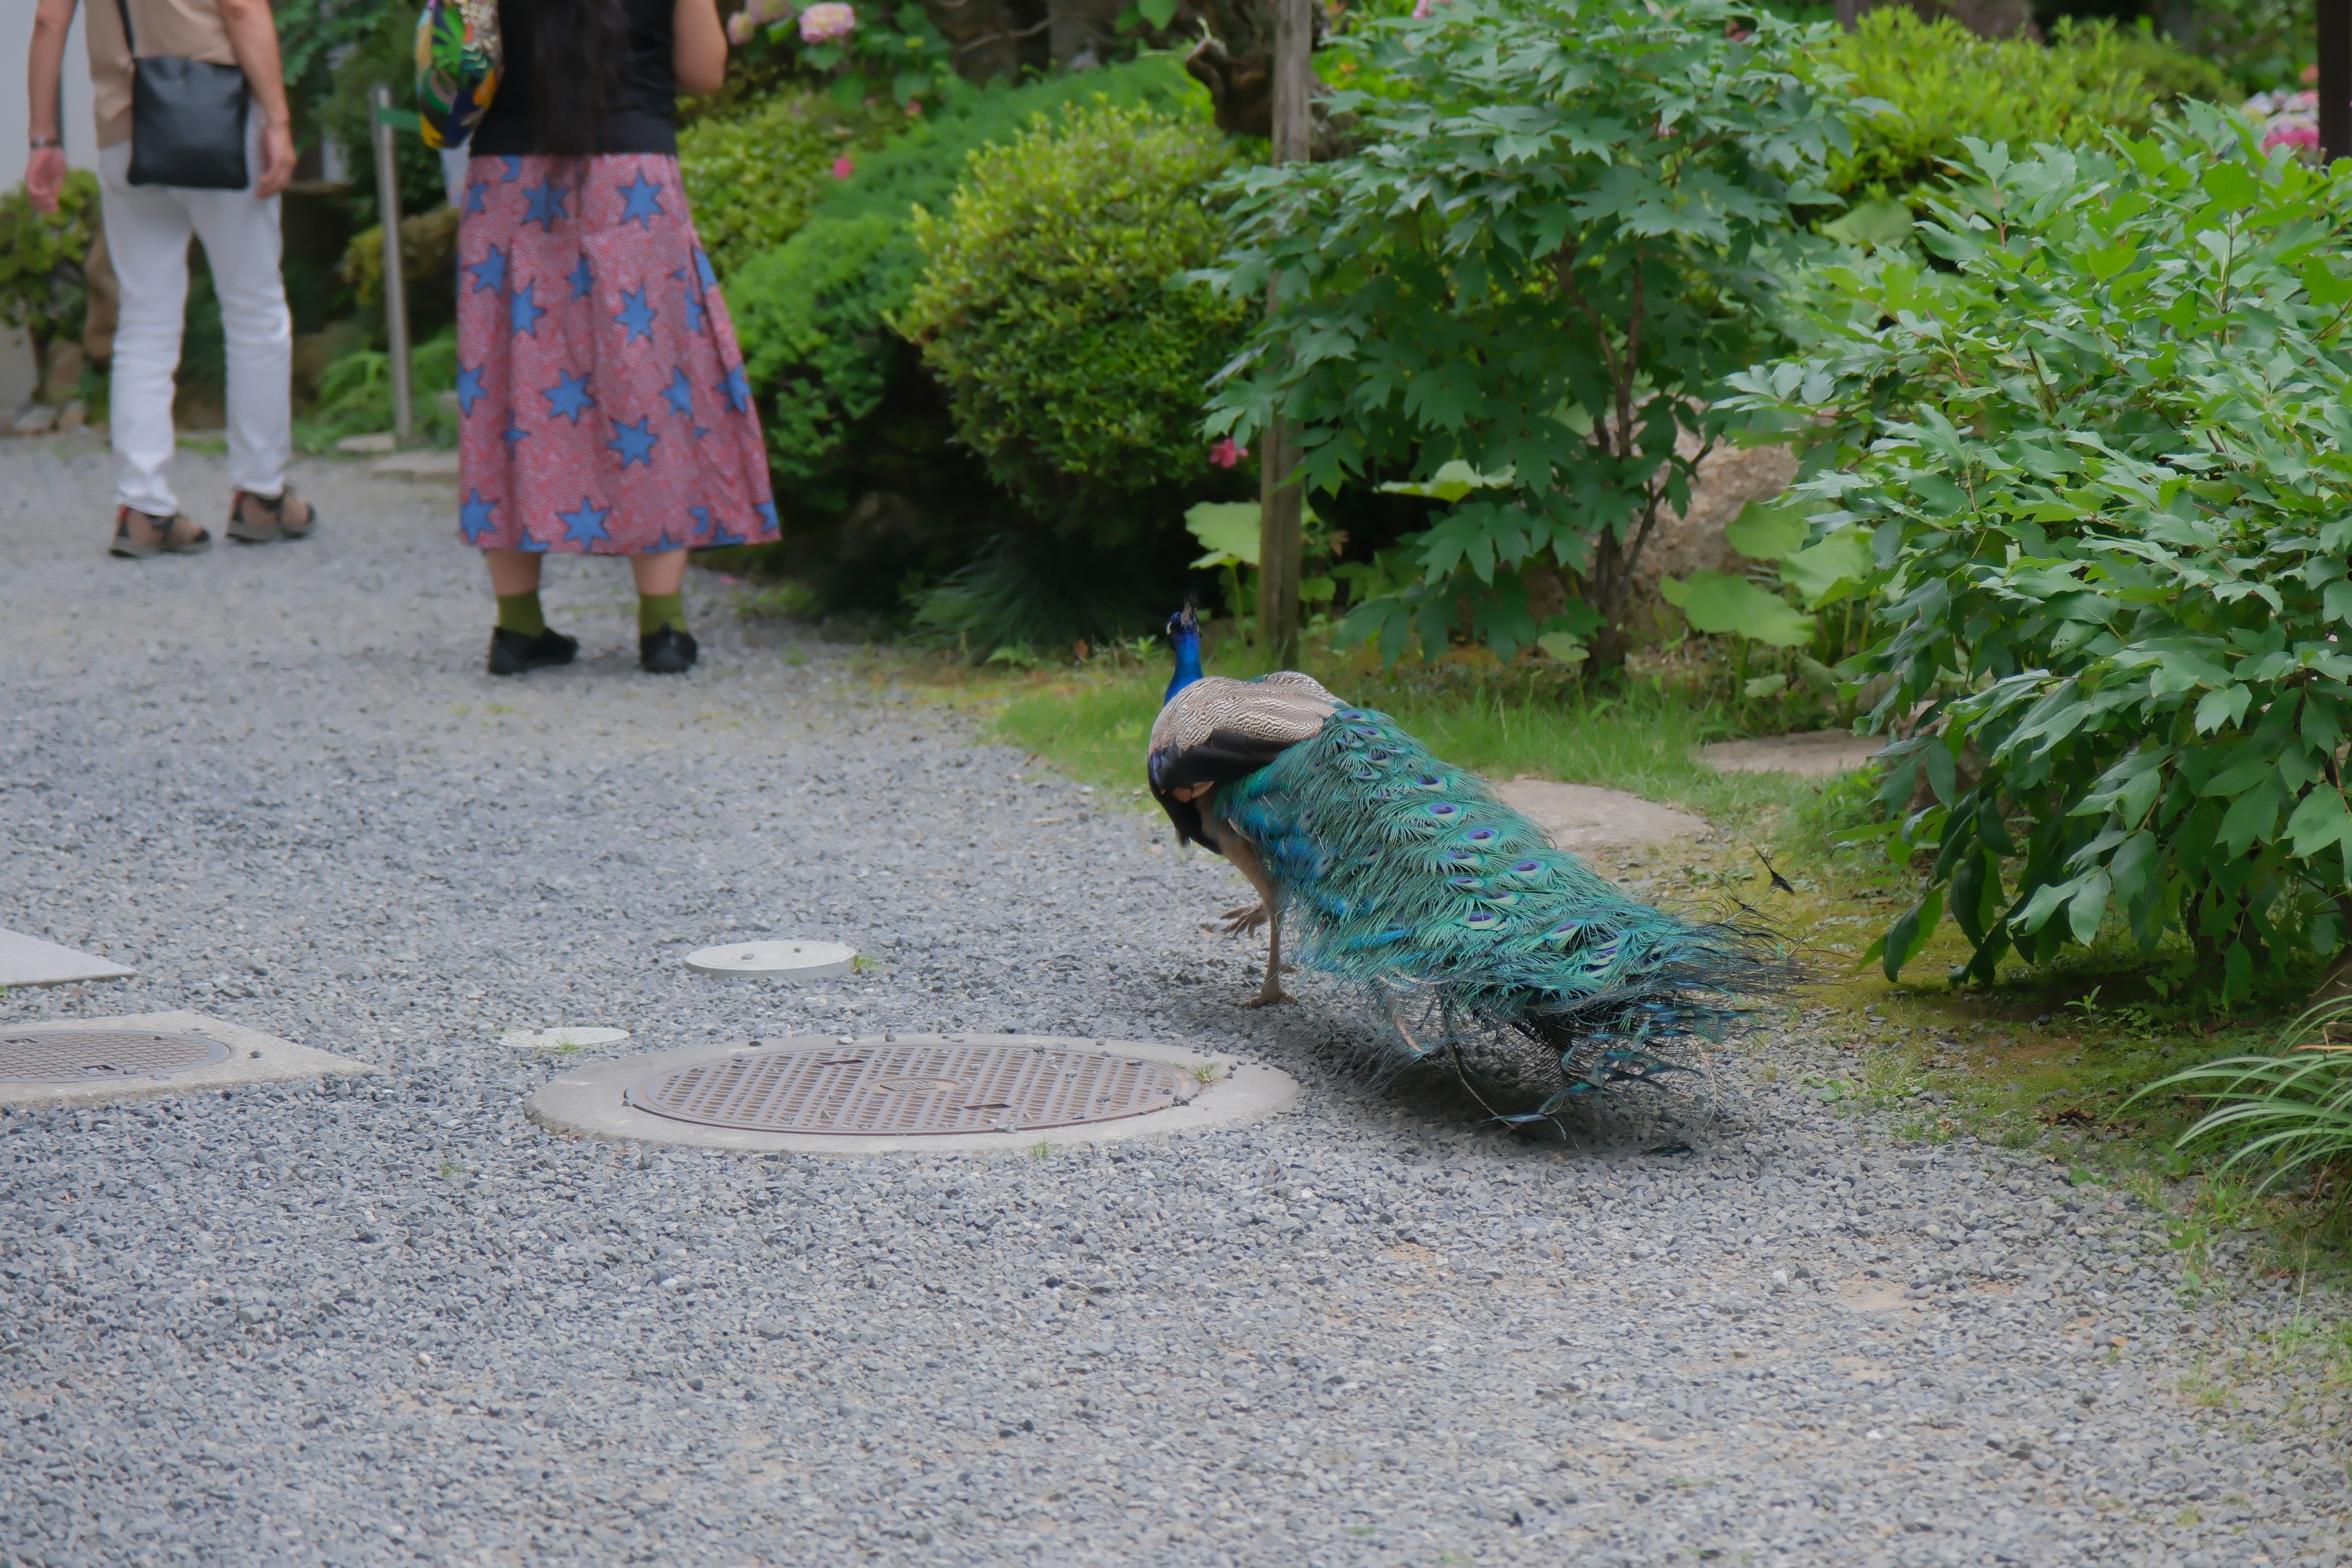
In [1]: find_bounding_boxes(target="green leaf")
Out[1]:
[1743,673,1789,698]
[2200,160,2260,210]
[2194,685,2252,735]
[1535,632,1588,664]
[1377,460,1514,504]
[2303,259,2352,309]
[2066,871,2111,946]
[1137,0,1178,25]
[2082,239,2136,281]
[1184,502,1261,568]
[1724,497,1812,562]
[1819,199,1912,248]
[1657,571,1815,647]
[1882,886,1944,981]
[1779,527,1874,607]
[2286,787,2352,858]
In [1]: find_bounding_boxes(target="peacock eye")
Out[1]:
[1513,859,1542,873]
[1447,875,1477,889]
[1367,749,1390,763]
[1468,828,1495,842]
[1427,803,1458,818]
[1446,848,1473,862]
[1461,911,1500,928]
[1354,726,1381,738]
[1547,921,1581,940]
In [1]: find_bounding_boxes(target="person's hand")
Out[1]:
[253,118,296,199]
[24,146,67,214]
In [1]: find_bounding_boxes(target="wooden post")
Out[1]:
[1254,0,1314,663]
[1834,0,1858,31]
[370,85,413,445]
[2324,0,2351,164]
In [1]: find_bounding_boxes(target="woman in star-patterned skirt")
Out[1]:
[454,0,776,676]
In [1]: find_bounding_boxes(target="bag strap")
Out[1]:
[113,0,137,59]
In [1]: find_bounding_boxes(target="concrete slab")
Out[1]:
[1703,731,1883,778]
[1493,780,1709,856]
[0,927,134,988]
[370,449,459,486]
[0,1011,375,1109]
[527,1033,1300,1156]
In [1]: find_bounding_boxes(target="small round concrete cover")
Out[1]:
[1491,779,1708,856]
[683,940,856,982]
[502,1027,630,1051]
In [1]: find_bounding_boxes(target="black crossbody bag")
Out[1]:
[115,0,251,189]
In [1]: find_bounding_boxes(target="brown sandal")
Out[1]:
[108,506,212,559]
[227,488,318,543]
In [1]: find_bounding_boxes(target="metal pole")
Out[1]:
[2324,0,2351,164]
[1254,0,1314,663]
[369,85,413,445]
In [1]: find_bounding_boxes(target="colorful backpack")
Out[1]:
[414,0,503,150]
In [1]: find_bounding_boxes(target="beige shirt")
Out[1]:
[84,0,241,149]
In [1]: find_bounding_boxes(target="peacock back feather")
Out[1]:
[1217,706,1778,1113]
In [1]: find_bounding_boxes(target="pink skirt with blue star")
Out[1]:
[454,153,778,555]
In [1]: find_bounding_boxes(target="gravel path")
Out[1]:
[2,440,2347,1567]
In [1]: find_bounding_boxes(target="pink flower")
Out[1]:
[2265,124,2321,151]
[799,2,856,42]
[726,12,754,42]
[831,155,855,179]
[905,97,924,116]
[1208,438,1247,469]
[2304,63,2321,86]
[1411,0,1434,14]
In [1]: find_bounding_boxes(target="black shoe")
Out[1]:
[639,626,698,674]
[487,626,579,676]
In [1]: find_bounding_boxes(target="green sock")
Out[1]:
[638,592,687,635]
[496,592,546,638]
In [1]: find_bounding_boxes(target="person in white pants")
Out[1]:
[25,0,315,557]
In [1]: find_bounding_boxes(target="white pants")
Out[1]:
[98,127,292,516]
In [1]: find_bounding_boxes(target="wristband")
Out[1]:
[29,137,62,149]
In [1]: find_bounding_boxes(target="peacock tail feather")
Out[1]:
[1217,706,1781,1114]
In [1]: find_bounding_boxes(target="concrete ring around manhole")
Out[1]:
[502,1026,631,1052]
[0,1012,375,1109]
[526,1034,1300,1156]
[682,940,856,982]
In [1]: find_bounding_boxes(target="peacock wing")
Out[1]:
[1146,673,1342,794]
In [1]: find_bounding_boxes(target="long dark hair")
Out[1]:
[526,0,634,157]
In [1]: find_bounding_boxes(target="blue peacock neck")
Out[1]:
[1165,633,1203,704]
[1164,608,1203,704]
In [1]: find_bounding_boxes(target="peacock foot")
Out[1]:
[1238,977,1291,1008]
[1218,902,1270,938]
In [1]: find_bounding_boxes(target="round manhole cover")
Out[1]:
[625,1041,1196,1136]
[0,1030,230,1084]
[682,940,856,982]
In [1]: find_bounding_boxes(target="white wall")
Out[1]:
[1,0,101,407]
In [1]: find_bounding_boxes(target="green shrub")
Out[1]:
[341,205,461,344]
[295,327,461,451]
[1727,113,2352,1001]
[1825,12,2235,202]
[677,89,872,279]
[900,100,1246,522]
[726,54,1207,494]
[1201,0,1847,671]
[0,170,99,350]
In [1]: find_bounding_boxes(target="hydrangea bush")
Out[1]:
[1728,111,2352,1000]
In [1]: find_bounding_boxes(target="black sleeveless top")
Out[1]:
[472,0,679,157]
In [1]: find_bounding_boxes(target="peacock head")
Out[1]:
[1163,598,1203,704]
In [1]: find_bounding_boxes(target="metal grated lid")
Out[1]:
[624,1039,1194,1136]
[0,1030,230,1084]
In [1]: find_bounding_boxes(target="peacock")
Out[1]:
[1145,603,1779,1114]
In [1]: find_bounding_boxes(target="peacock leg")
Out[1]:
[1242,909,1289,1007]
[1215,829,1290,1006]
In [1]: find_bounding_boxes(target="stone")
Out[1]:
[55,400,85,434]
[12,404,58,437]
[1491,779,1708,856]
[1702,731,1883,778]
[0,926,134,987]
[336,432,398,455]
